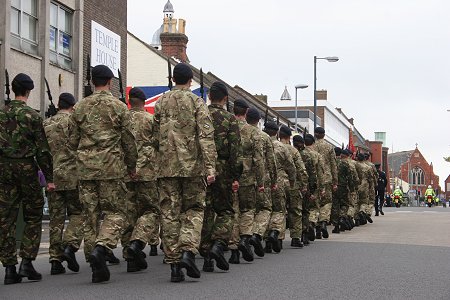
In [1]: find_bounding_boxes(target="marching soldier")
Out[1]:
[200,82,241,272]
[153,63,217,282]
[364,153,378,221]
[43,93,84,275]
[0,73,54,285]
[68,65,138,283]
[354,153,372,226]
[331,147,342,232]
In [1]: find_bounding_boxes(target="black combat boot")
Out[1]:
[308,226,316,241]
[126,259,141,273]
[170,263,185,282]
[90,245,110,283]
[238,235,254,261]
[202,255,214,272]
[63,245,80,272]
[291,238,304,248]
[149,245,158,256]
[315,226,322,239]
[321,222,329,239]
[354,218,360,227]
[249,234,265,257]
[338,217,347,231]
[228,250,240,264]
[127,240,147,270]
[332,225,340,234]
[375,211,379,216]
[268,230,281,253]
[366,214,373,223]
[105,250,120,265]
[4,265,22,285]
[50,260,66,275]
[180,251,201,278]
[264,240,273,253]
[302,232,310,245]
[18,259,42,281]
[279,239,283,249]
[348,217,355,229]
[210,241,229,271]
[380,210,384,215]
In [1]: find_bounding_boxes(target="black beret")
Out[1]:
[347,148,354,155]
[375,163,381,168]
[334,147,342,156]
[264,120,279,131]
[314,127,325,134]
[279,125,292,137]
[210,81,228,96]
[173,63,193,82]
[357,153,365,161]
[12,73,34,90]
[246,107,261,122]
[129,87,146,101]
[234,99,249,109]
[304,134,315,144]
[364,153,370,159]
[58,92,76,107]
[92,65,114,79]
[341,149,350,156]
[293,135,304,144]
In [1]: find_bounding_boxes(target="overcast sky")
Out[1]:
[128,0,450,188]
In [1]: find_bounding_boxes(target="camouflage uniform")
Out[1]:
[200,104,241,253]
[153,87,216,264]
[311,139,337,223]
[44,111,84,263]
[299,147,318,232]
[284,142,308,239]
[252,131,277,237]
[346,159,360,218]
[331,157,341,225]
[269,137,296,238]
[355,160,371,217]
[364,161,378,216]
[0,100,53,266]
[336,158,353,217]
[228,119,264,249]
[68,90,137,256]
[121,108,160,257]
[302,147,325,226]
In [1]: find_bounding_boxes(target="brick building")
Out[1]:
[388,146,440,196]
[445,175,450,200]
[0,0,127,116]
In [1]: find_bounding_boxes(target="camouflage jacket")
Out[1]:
[208,104,241,181]
[336,158,352,195]
[127,108,157,182]
[0,100,53,181]
[312,139,337,186]
[364,160,378,190]
[303,147,325,194]
[347,159,360,193]
[68,90,137,180]
[271,137,296,188]
[260,130,277,187]
[284,142,308,191]
[299,147,318,194]
[153,87,216,178]
[237,119,264,187]
[355,160,371,192]
[43,111,76,190]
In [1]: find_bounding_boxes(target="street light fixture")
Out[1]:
[295,84,308,131]
[313,56,339,129]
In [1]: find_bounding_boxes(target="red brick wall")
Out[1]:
[368,141,383,165]
[445,175,450,200]
[83,0,127,98]
[160,33,189,63]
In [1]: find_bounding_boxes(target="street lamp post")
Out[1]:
[295,84,308,132]
[313,56,339,129]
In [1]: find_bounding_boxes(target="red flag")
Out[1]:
[348,127,356,155]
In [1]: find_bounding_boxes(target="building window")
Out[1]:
[411,167,424,185]
[49,2,73,69]
[10,0,39,55]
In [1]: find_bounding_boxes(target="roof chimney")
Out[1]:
[315,90,327,100]
[160,19,189,63]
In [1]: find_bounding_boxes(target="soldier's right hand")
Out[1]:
[232,180,239,193]
[47,182,56,192]
[207,175,215,185]
[258,185,265,192]
[271,184,278,191]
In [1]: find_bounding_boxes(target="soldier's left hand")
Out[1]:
[232,180,239,192]
[207,175,215,185]
[47,182,56,192]
[332,184,338,192]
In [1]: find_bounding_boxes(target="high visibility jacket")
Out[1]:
[393,189,403,198]
[424,188,435,197]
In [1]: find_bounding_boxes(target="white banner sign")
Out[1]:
[91,21,121,77]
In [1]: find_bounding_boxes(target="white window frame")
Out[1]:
[49,2,73,69]
[10,0,39,55]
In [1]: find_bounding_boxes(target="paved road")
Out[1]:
[1,207,450,299]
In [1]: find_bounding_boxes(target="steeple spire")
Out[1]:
[280,86,292,101]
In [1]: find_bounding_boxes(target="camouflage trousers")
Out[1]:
[252,180,272,237]
[228,192,240,250]
[200,174,234,253]
[308,192,320,225]
[347,192,358,218]
[48,189,84,262]
[302,196,310,232]
[366,189,375,216]
[237,185,257,236]
[268,182,286,234]
[158,177,206,264]
[0,160,43,266]
[286,188,302,239]
[121,181,160,258]
[318,184,333,223]
[79,179,128,257]
[331,190,340,225]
